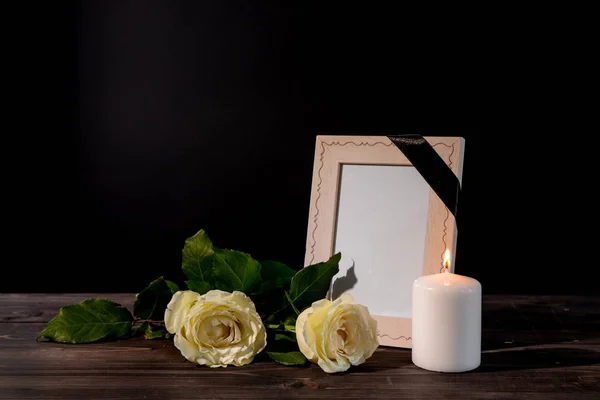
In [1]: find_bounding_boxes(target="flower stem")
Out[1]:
[283,291,300,316]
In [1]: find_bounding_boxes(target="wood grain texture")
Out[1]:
[1,294,599,399]
[0,293,134,323]
[303,135,465,347]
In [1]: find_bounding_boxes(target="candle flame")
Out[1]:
[443,249,451,270]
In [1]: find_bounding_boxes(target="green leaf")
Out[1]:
[165,280,179,294]
[274,333,297,343]
[185,280,211,295]
[182,229,215,284]
[264,326,302,365]
[266,326,298,350]
[135,322,166,340]
[265,319,296,333]
[134,277,179,320]
[253,286,298,321]
[251,293,282,322]
[212,248,262,293]
[38,298,133,344]
[256,260,296,294]
[284,253,341,313]
[283,315,297,327]
[267,351,307,366]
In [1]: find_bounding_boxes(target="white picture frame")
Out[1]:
[304,135,465,348]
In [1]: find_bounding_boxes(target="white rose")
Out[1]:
[165,290,267,367]
[296,293,379,373]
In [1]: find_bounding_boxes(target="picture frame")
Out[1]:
[304,135,465,348]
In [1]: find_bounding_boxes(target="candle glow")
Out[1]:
[443,249,451,270]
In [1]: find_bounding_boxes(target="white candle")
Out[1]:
[411,249,481,373]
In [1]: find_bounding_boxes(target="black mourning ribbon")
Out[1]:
[387,134,461,228]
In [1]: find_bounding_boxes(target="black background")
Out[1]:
[4,2,592,295]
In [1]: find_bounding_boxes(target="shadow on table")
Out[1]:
[477,347,600,372]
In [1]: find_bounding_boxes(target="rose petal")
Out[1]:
[296,293,378,373]
[165,291,201,334]
[296,306,316,362]
[172,289,266,368]
[174,329,203,363]
[229,291,257,312]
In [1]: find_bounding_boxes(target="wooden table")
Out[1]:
[1,294,599,399]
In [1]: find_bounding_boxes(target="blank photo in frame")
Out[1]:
[304,136,465,348]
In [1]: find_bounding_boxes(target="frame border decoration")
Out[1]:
[304,135,465,347]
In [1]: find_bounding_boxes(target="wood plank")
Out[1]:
[3,294,599,346]
[1,323,599,400]
[0,293,133,323]
[1,294,599,399]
